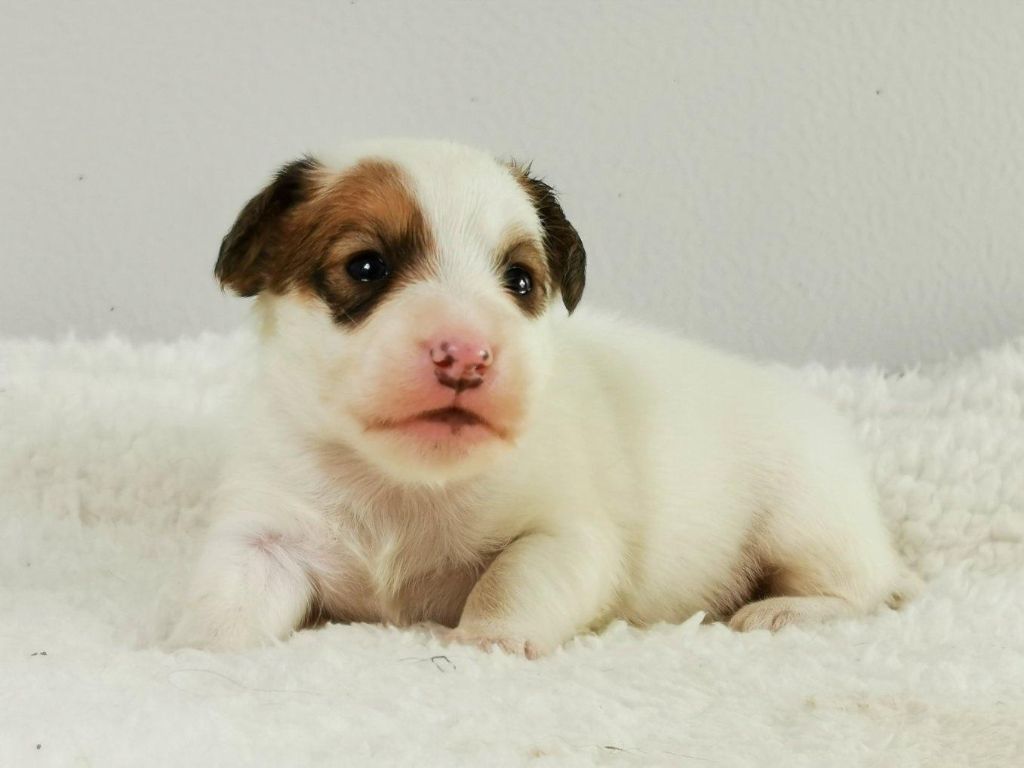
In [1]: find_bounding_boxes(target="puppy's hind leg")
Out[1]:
[728,527,908,632]
[729,451,912,633]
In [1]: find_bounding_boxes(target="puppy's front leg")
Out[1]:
[450,526,621,658]
[168,506,321,651]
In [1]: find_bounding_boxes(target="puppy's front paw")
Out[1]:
[444,626,547,659]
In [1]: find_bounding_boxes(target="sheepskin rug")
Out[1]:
[2,331,1022,768]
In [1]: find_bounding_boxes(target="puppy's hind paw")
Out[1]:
[728,595,856,633]
[886,570,925,609]
[729,602,797,632]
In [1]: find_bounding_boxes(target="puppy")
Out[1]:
[170,139,917,657]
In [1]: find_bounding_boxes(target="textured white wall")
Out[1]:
[2,1,1023,367]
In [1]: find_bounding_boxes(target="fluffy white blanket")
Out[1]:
[1,332,1022,767]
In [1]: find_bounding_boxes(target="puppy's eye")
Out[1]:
[346,251,390,282]
[503,265,533,296]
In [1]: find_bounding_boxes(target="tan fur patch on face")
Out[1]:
[494,228,552,318]
[217,158,435,324]
[298,160,435,324]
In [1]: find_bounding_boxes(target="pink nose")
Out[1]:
[430,338,493,392]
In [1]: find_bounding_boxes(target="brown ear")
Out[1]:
[515,169,587,313]
[215,156,321,296]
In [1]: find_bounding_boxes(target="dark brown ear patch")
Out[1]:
[513,168,587,313]
[216,157,321,297]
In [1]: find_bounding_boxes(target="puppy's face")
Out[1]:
[216,141,586,484]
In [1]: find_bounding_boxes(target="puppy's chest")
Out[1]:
[314,493,498,627]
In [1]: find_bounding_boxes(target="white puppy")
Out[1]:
[170,139,917,657]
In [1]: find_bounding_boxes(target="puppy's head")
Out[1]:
[217,140,585,484]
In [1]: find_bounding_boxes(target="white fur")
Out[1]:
[7,331,1024,765]
[170,140,916,656]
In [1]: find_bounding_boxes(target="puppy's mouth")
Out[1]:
[417,406,486,430]
[367,406,507,440]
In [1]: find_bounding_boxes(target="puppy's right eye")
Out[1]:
[346,251,390,282]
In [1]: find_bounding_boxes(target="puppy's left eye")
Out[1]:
[346,251,390,282]
[503,265,533,296]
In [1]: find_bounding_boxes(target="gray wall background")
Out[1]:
[2,1,1023,367]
